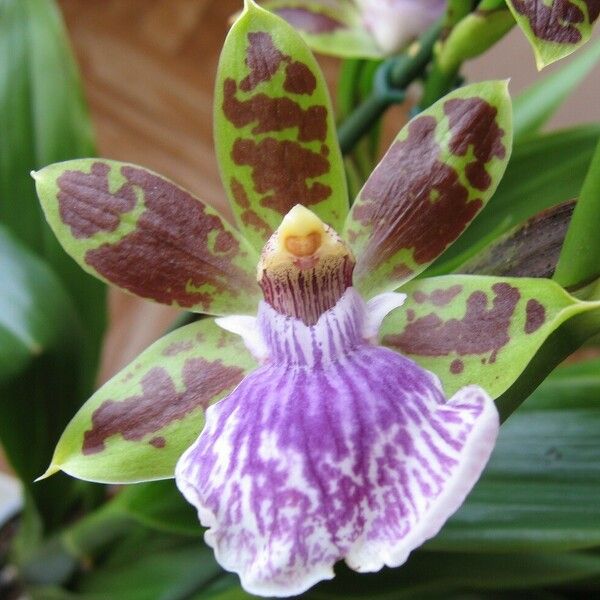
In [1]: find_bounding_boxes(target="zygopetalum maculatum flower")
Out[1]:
[32,1,598,597]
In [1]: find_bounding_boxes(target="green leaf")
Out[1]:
[0,0,105,383]
[505,0,600,69]
[311,551,600,599]
[77,541,221,600]
[553,136,600,289]
[431,357,600,552]
[44,318,257,484]
[345,81,513,297]
[513,35,600,141]
[111,480,199,537]
[0,225,89,526]
[214,0,348,251]
[33,159,261,316]
[381,274,600,398]
[458,200,575,278]
[261,1,382,58]
[430,125,600,274]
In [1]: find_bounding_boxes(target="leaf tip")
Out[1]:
[35,463,60,482]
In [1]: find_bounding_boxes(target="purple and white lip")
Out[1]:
[176,206,498,597]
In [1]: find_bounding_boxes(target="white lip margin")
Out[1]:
[0,473,22,526]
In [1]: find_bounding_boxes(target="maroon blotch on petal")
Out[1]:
[413,285,463,306]
[354,116,482,278]
[511,0,595,44]
[84,166,256,310]
[223,80,327,141]
[240,31,286,92]
[232,138,332,215]
[525,299,546,334]
[58,162,136,239]
[384,283,521,363]
[230,178,272,238]
[444,97,505,192]
[284,61,317,95]
[82,358,245,455]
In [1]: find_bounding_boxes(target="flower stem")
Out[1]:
[337,20,443,155]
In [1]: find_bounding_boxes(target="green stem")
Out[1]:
[337,20,443,154]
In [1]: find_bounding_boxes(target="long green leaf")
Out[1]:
[513,35,600,141]
[0,225,87,527]
[0,0,105,384]
[553,137,600,289]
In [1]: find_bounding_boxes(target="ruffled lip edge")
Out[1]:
[175,385,499,597]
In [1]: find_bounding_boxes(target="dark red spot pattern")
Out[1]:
[230,177,271,238]
[84,166,257,310]
[413,285,463,306]
[444,97,506,191]
[58,162,136,238]
[525,299,546,334]
[82,358,245,455]
[232,138,331,215]
[222,31,332,219]
[353,116,482,280]
[384,283,521,364]
[511,0,600,44]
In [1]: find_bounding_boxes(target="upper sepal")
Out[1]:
[506,0,600,69]
[345,81,513,297]
[33,159,261,315]
[41,318,257,484]
[215,0,348,251]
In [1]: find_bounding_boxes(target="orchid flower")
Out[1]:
[33,1,596,596]
[262,0,599,68]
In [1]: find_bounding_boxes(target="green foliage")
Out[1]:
[513,35,600,141]
[554,137,600,290]
[0,0,106,384]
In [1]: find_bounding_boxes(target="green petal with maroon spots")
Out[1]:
[345,81,513,298]
[33,159,261,316]
[40,318,257,484]
[261,1,382,58]
[380,274,600,398]
[506,0,600,69]
[214,0,348,251]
